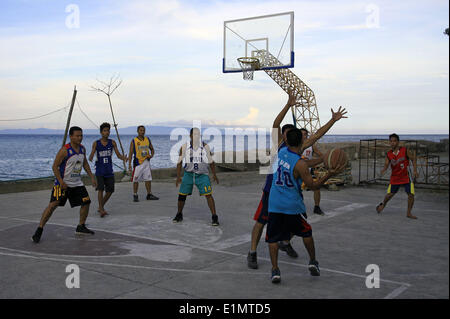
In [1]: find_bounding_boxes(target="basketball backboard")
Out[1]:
[223,11,294,73]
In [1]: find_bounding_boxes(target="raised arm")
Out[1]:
[272,91,297,146]
[301,106,348,152]
[312,144,323,158]
[88,141,97,162]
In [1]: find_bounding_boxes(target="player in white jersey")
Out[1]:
[31,126,97,243]
[300,128,326,216]
[173,128,220,226]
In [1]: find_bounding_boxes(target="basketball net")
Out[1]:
[237,57,260,81]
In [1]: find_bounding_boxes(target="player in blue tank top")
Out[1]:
[88,122,127,217]
[267,128,346,284]
[247,90,349,270]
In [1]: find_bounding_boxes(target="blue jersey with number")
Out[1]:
[268,147,306,215]
[95,139,114,177]
[262,142,287,193]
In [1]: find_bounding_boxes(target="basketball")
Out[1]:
[323,148,348,170]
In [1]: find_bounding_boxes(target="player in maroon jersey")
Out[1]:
[376,133,418,219]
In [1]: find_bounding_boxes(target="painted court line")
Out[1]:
[0,198,413,299]
[0,248,410,299]
[0,216,411,291]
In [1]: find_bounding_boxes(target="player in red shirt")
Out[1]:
[376,133,418,219]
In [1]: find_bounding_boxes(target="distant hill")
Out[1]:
[0,126,191,135]
[0,125,265,135]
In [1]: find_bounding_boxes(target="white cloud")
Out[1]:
[0,0,448,133]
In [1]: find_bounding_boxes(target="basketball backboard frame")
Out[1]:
[223,11,294,73]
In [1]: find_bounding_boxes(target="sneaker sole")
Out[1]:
[31,237,40,243]
[308,266,320,276]
[248,263,258,269]
[271,276,281,283]
[75,232,94,235]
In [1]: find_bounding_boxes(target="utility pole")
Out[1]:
[62,86,77,147]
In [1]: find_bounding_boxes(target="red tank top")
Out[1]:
[387,147,410,185]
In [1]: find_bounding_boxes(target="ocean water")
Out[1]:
[0,134,447,181]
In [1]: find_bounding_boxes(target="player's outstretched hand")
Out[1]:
[331,106,348,122]
[328,163,346,176]
[287,89,297,106]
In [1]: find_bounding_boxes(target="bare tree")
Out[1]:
[91,74,128,173]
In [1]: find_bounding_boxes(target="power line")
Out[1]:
[0,106,68,121]
[75,98,98,128]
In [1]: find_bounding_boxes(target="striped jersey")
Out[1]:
[55,143,85,187]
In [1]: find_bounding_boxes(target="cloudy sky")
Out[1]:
[0,0,448,134]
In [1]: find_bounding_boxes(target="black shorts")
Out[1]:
[266,212,312,243]
[96,175,115,193]
[50,185,91,208]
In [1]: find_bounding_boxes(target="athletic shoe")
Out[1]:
[212,214,219,226]
[31,227,43,243]
[271,268,281,283]
[76,224,95,235]
[376,203,384,214]
[308,260,320,276]
[313,206,325,215]
[133,194,139,202]
[278,242,298,258]
[146,193,159,200]
[247,252,258,269]
[173,212,183,223]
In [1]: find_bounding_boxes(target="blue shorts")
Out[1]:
[179,171,212,196]
[387,182,415,195]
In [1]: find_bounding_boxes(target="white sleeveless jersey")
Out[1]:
[182,142,210,175]
[55,143,85,187]
[302,146,314,160]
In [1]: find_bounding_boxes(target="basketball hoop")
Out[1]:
[237,57,260,80]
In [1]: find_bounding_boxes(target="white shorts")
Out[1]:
[132,160,152,182]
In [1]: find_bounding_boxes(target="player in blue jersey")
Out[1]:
[88,123,127,217]
[247,90,348,269]
[267,128,346,283]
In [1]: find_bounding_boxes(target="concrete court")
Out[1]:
[0,171,448,299]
